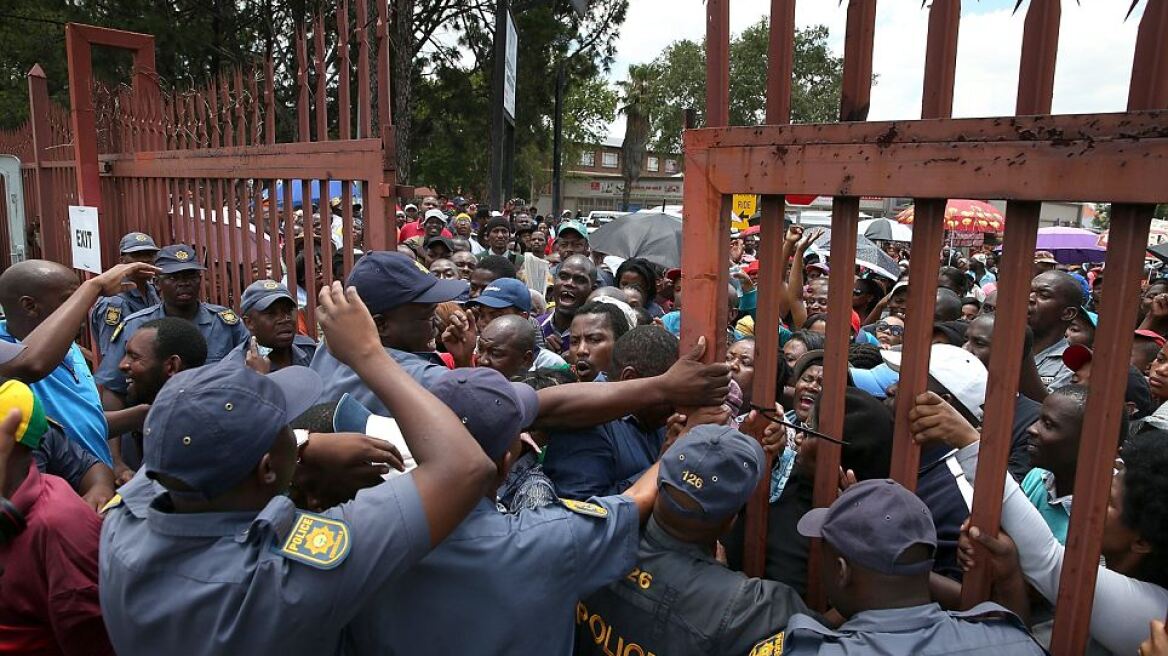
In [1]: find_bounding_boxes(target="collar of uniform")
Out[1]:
[837,603,950,634]
[118,470,167,518]
[145,494,295,540]
[644,516,715,562]
[195,304,218,326]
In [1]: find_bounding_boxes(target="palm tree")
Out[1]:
[617,65,653,212]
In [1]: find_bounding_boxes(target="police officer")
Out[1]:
[99,282,496,655]
[95,244,249,402]
[221,279,317,372]
[780,479,1046,655]
[575,423,810,656]
[89,232,161,356]
[344,367,657,656]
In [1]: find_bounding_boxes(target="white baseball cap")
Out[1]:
[881,343,987,421]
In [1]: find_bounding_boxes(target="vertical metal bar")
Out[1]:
[282,181,298,314]
[705,0,730,127]
[248,70,260,147]
[742,0,797,579]
[314,13,329,142]
[234,69,246,147]
[678,148,730,367]
[320,178,335,287]
[199,178,217,300]
[301,179,317,327]
[28,65,56,263]
[356,0,372,139]
[1049,206,1152,653]
[215,179,231,305]
[268,180,282,279]
[208,83,221,149]
[264,59,276,145]
[889,0,960,489]
[367,0,392,252]
[297,27,311,142]
[805,0,878,612]
[1051,2,1168,651]
[341,180,355,275]
[221,77,234,149]
[338,0,352,141]
[375,0,391,133]
[65,27,102,223]
[962,0,1058,608]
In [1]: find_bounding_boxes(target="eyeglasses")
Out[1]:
[875,322,905,337]
[747,403,850,445]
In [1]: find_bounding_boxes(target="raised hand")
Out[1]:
[660,337,731,407]
[244,337,271,375]
[958,520,1021,584]
[441,309,478,367]
[908,391,980,449]
[316,282,382,367]
[91,262,160,296]
[785,225,805,245]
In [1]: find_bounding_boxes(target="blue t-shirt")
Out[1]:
[0,321,110,465]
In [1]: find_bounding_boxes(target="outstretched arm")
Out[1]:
[0,262,158,382]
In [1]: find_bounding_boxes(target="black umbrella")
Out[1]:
[1149,243,1168,264]
[586,212,683,269]
[808,229,901,281]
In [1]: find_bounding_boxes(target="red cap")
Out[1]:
[850,310,861,334]
[1062,343,1093,372]
[1134,329,1166,348]
[744,260,760,277]
[665,268,682,282]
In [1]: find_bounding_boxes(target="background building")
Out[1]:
[534,137,684,215]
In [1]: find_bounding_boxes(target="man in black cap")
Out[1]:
[223,280,317,372]
[576,423,809,656]
[478,215,525,267]
[99,282,497,656]
[311,251,475,412]
[423,235,454,266]
[781,479,1044,654]
[96,244,250,404]
[90,232,161,355]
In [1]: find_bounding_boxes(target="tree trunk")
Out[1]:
[390,0,414,184]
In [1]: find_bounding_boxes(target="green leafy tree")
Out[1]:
[644,20,845,154]
[617,64,652,211]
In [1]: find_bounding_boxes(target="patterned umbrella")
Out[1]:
[895,199,1005,232]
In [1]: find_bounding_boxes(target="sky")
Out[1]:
[603,0,1145,138]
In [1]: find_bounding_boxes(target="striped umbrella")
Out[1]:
[896,199,1005,232]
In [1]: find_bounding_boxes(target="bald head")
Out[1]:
[589,286,629,304]
[478,314,536,379]
[0,260,80,336]
[1035,270,1084,308]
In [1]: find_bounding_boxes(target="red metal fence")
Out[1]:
[680,0,1168,652]
[0,0,401,329]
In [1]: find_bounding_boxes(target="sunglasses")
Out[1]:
[747,403,850,445]
[876,322,905,337]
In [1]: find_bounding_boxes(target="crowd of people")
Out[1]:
[1,196,1167,656]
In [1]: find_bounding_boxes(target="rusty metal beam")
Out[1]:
[693,136,1168,204]
[685,111,1167,148]
[678,145,729,365]
[104,140,384,180]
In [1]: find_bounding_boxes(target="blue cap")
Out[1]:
[797,478,936,576]
[142,361,321,500]
[429,368,539,461]
[346,251,468,313]
[119,232,159,254]
[333,392,373,433]
[154,244,205,274]
[240,279,296,315]
[1079,306,1098,328]
[658,424,765,521]
[468,278,531,311]
[849,362,899,398]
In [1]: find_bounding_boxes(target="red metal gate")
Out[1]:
[0,0,401,329]
[679,1,1168,652]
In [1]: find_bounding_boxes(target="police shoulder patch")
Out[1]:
[104,306,122,326]
[100,494,124,514]
[275,511,351,569]
[217,309,240,325]
[747,631,783,656]
[559,498,608,518]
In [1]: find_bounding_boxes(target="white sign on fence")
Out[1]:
[68,205,102,274]
[503,12,518,121]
